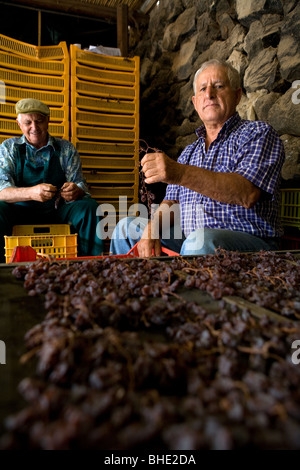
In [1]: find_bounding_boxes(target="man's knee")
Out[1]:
[111,216,147,241]
[79,198,99,215]
[182,228,205,253]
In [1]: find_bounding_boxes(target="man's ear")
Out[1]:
[235,88,243,106]
[16,117,21,129]
[192,95,197,109]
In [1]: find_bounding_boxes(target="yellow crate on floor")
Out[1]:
[12,224,70,235]
[4,224,77,263]
[280,189,300,228]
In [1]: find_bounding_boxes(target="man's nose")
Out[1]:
[205,85,216,98]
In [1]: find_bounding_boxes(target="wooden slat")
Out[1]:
[117,3,128,57]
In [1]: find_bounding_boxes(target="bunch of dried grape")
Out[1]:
[138,141,158,216]
[180,249,300,318]
[1,250,300,450]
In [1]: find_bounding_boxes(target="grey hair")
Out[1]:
[193,59,241,94]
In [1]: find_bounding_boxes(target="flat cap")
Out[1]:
[15,98,50,116]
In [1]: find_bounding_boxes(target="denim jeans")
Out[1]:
[110,217,279,256]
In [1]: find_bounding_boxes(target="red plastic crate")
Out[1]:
[8,242,179,263]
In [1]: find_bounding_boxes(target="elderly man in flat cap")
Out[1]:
[0,98,103,261]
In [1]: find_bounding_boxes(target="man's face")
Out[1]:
[192,65,242,129]
[16,113,49,149]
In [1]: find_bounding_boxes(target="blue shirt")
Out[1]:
[0,134,89,195]
[164,113,285,238]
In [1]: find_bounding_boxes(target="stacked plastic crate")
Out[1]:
[70,45,140,238]
[0,34,69,143]
[280,189,300,250]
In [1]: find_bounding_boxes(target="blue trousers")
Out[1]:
[110,217,279,256]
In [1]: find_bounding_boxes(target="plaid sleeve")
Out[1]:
[233,122,285,195]
[164,140,199,202]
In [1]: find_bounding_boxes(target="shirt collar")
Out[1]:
[18,133,55,151]
[195,112,242,140]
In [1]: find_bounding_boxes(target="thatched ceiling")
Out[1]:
[6,0,156,20]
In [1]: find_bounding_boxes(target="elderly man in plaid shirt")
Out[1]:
[111,59,285,257]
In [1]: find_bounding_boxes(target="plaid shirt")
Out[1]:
[0,134,89,195]
[164,113,285,238]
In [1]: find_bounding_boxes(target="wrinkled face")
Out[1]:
[192,65,242,129]
[16,113,49,149]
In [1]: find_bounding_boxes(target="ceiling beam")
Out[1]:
[7,0,148,24]
[8,0,116,21]
[117,4,128,57]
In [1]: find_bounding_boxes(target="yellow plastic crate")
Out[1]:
[0,51,66,75]
[0,103,68,121]
[0,119,22,135]
[280,189,300,228]
[0,68,67,91]
[0,119,68,140]
[89,185,137,199]
[83,170,137,184]
[75,140,136,156]
[4,224,77,263]
[71,46,137,72]
[0,85,67,106]
[0,134,15,144]
[80,156,137,170]
[72,109,135,128]
[73,77,136,100]
[12,224,71,235]
[71,109,135,128]
[75,65,135,86]
[73,124,136,142]
[0,34,68,61]
[73,94,135,114]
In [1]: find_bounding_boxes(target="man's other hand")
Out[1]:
[60,182,84,202]
[31,183,57,202]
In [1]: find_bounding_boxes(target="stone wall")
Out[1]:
[130,0,300,186]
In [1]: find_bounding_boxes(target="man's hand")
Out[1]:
[141,152,182,185]
[137,238,161,257]
[60,182,84,202]
[30,183,57,202]
[136,221,161,257]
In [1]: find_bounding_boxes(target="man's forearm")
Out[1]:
[150,199,179,237]
[177,164,261,209]
[141,200,179,240]
[0,186,33,203]
[142,152,261,209]
[0,184,57,203]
